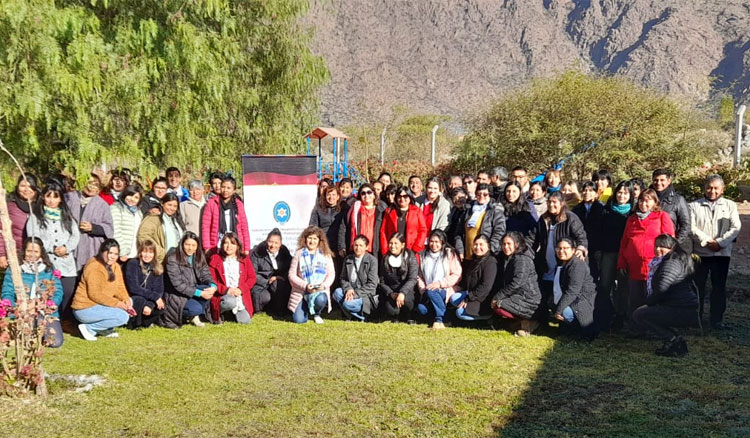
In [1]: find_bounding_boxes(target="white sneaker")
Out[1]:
[313,315,324,324]
[103,331,120,338]
[78,324,98,341]
[191,315,206,328]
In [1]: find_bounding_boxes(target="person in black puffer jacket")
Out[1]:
[551,237,598,339]
[492,232,542,336]
[453,234,498,321]
[631,234,699,357]
[250,228,292,315]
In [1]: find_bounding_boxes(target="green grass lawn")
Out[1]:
[2,301,749,438]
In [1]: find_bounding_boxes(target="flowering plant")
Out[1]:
[1,279,58,396]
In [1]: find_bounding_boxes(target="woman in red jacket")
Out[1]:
[208,232,256,324]
[201,176,251,255]
[380,186,428,256]
[617,189,675,319]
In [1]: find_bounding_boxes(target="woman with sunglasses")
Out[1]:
[340,183,386,255]
[455,183,506,260]
[379,186,428,256]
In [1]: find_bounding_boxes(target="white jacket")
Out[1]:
[689,197,741,258]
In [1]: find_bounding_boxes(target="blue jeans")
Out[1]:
[333,288,364,321]
[74,305,129,334]
[421,289,448,322]
[293,293,328,324]
[450,291,477,321]
[183,297,209,318]
[561,306,575,323]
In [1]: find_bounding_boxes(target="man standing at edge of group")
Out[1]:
[651,169,691,253]
[689,174,741,330]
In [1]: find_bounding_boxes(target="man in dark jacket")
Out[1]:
[651,169,691,252]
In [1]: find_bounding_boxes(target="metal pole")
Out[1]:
[344,139,348,177]
[735,105,746,168]
[431,125,439,166]
[380,128,386,165]
[333,138,338,182]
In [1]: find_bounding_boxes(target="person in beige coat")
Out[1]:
[179,180,206,236]
[689,174,741,329]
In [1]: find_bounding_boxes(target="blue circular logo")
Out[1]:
[273,201,291,224]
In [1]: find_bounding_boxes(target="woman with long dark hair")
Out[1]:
[416,229,462,330]
[339,183,386,255]
[309,185,346,254]
[0,174,39,270]
[502,181,536,239]
[201,175,251,255]
[161,232,216,328]
[72,239,133,341]
[111,184,143,262]
[209,232,257,324]
[137,192,186,265]
[124,239,165,329]
[491,232,542,337]
[452,234,497,321]
[631,234,699,357]
[26,183,80,321]
[1,237,64,347]
[420,177,451,232]
[378,232,419,322]
[599,180,636,330]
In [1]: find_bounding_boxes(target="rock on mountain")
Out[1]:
[306,0,750,126]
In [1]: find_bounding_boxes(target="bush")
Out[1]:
[674,161,750,202]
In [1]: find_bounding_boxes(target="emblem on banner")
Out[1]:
[273,201,291,224]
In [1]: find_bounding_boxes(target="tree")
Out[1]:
[454,71,722,181]
[0,0,328,185]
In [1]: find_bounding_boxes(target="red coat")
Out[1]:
[208,254,256,322]
[380,205,428,255]
[201,196,251,253]
[617,211,675,281]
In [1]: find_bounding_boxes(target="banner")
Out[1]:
[242,155,318,253]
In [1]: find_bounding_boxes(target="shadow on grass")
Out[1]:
[495,300,750,438]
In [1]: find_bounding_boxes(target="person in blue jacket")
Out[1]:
[1,237,64,347]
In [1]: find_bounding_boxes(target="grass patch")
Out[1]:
[2,302,749,437]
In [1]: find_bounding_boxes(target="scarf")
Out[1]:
[636,210,651,221]
[646,256,665,297]
[43,206,61,222]
[126,205,138,214]
[21,261,46,299]
[467,202,488,228]
[422,250,445,286]
[612,203,631,215]
[218,196,237,239]
[299,248,328,287]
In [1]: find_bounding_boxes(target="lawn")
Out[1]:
[1,301,749,438]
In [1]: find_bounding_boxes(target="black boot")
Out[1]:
[655,336,688,357]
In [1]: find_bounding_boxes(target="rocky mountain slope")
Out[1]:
[306,0,750,127]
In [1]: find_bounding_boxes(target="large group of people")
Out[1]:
[0,164,741,358]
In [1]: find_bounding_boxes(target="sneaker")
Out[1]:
[313,315,324,324]
[431,322,445,331]
[103,331,120,338]
[514,330,531,337]
[655,336,688,357]
[191,315,206,328]
[520,319,540,334]
[78,324,98,341]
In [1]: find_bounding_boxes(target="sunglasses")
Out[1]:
[398,194,410,199]
[360,190,374,195]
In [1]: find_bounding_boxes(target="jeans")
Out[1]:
[333,288,365,321]
[694,256,730,324]
[631,304,699,341]
[293,293,328,324]
[220,295,252,324]
[73,304,129,334]
[452,291,477,321]
[44,319,64,348]
[183,297,209,318]
[561,306,575,323]
[423,289,448,322]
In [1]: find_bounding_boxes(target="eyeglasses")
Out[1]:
[477,192,490,197]
[360,190,373,195]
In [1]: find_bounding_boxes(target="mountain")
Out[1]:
[306,0,750,127]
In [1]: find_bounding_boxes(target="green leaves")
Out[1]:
[0,0,327,184]
[456,71,717,181]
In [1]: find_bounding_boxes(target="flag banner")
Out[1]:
[242,155,318,253]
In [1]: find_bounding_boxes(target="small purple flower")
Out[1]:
[0,299,11,308]
[52,270,62,279]
[46,300,57,308]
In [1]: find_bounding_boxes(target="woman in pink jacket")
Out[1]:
[201,176,251,254]
[617,189,675,318]
[416,229,463,330]
[288,226,336,324]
